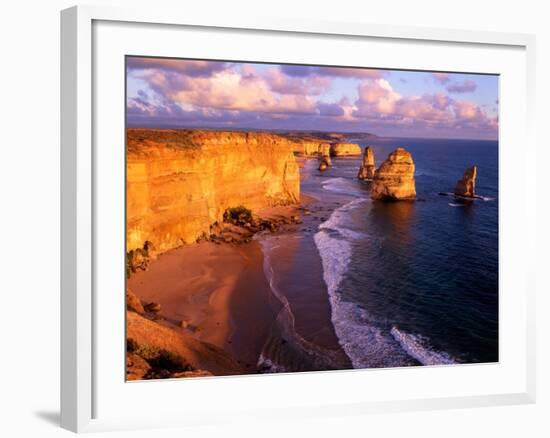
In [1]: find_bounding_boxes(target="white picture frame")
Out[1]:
[60,4,536,433]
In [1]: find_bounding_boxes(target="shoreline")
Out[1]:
[128,240,277,375]
[127,185,355,377]
[127,194,329,376]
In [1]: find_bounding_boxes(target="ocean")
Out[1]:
[257,137,499,372]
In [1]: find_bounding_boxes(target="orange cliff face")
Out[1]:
[329,143,362,156]
[126,129,300,253]
[293,141,331,156]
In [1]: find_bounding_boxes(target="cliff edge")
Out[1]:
[127,129,300,253]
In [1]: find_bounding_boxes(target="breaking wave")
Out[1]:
[314,199,415,368]
[321,177,362,197]
[390,326,456,365]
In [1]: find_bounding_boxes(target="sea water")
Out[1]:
[259,137,498,371]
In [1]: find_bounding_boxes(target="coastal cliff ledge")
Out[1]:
[329,143,362,156]
[127,129,301,253]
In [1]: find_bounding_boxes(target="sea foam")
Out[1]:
[390,326,456,365]
[321,177,363,197]
[314,199,414,368]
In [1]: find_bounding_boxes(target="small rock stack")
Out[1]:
[357,146,375,180]
[318,143,332,171]
[454,166,477,198]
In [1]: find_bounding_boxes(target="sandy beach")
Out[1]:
[127,192,353,376]
[128,240,277,373]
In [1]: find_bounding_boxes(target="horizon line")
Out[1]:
[125,125,498,142]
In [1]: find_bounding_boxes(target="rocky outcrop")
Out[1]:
[318,143,332,171]
[454,166,477,197]
[127,311,241,378]
[126,288,145,315]
[371,148,416,201]
[319,143,331,156]
[293,141,330,156]
[329,142,362,156]
[357,146,375,180]
[127,129,300,253]
[319,143,332,165]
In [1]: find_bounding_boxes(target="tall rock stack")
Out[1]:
[371,148,416,201]
[454,166,477,197]
[319,143,332,165]
[357,146,375,180]
[318,143,332,171]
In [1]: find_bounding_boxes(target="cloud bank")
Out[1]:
[127,58,498,139]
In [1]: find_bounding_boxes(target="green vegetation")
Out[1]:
[127,338,193,373]
[223,206,253,226]
[126,240,156,278]
[127,129,201,151]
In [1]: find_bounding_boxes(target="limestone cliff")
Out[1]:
[357,146,375,180]
[293,141,331,157]
[371,148,416,201]
[454,166,477,197]
[329,143,362,156]
[127,129,300,253]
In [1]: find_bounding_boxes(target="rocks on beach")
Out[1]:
[318,158,330,171]
[357,146,375,180]
[454,165,477,198]
[126,311,231,380]
[371,147,416,201]
[126,288,145,315]
[144,302,162,314]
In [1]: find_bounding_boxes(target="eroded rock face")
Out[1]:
[126,311,242,376]
[357,146,375,180]
[292,141,331,156]
[126,288,145,315]
[127,129,300,253]
[319,143,331,157]
[329,143,362,156]
[371,148,416,201]
[318,143,332,170]
[454,166,477,197]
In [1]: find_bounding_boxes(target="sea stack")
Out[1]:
[318,158,329,171]
[371,147,416,201]
[319,143,332,166]
[329,142,362,157]
[454,166,477,197]
[357,146,375,180]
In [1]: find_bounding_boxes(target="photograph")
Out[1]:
[125,56,499,380]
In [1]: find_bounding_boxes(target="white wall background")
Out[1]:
[0,1,546,436]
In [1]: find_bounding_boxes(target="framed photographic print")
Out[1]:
[61,5,536,433]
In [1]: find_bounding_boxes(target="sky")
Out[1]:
[126,57,499,140]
